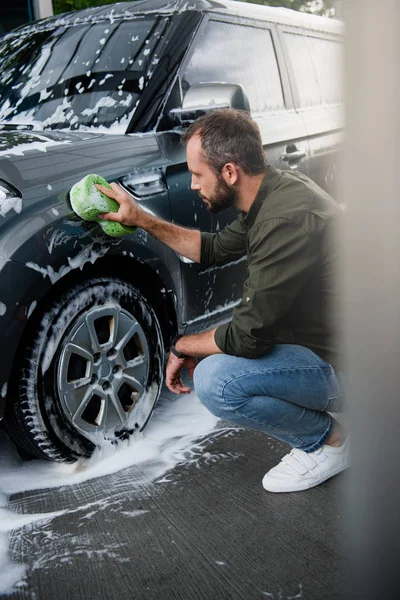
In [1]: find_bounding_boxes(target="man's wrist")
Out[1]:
[136,209,151,230]
[170,335,189,359]
[141,211,166,235]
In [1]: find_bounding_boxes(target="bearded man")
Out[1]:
[97,109,348,493]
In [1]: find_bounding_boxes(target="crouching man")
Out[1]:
[97,109,348,493]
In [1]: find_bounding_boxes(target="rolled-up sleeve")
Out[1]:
[200,217,247,269]
[214,217,318,358]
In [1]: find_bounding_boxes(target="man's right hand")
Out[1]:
[96,181,202,263]
[96,182,144,227]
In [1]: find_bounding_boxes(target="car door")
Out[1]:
[166,16,311,326]
[279,26,344,197]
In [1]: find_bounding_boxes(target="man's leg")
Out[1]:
[193,344,349,492]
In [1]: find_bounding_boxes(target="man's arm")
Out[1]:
[96,183,201,262]
[200,218,247,269]
[174,329,222,357]
[97,182,248,267]
[165,329,222,394]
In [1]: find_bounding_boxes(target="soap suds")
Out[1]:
[0,391,238,594]
[0,196,22,218]
[27,301,37,319]
[25,241,110,286]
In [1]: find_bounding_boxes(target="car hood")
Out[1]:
[0,128,169,204]
[0,128,105,156]
[0,128,174,245]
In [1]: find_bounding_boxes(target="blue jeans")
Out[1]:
[193,344,345,452]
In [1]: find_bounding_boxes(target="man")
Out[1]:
[97,109,349,493]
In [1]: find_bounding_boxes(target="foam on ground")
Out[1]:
[0,391,225,594]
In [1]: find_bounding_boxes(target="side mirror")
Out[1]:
[170,83,250,124]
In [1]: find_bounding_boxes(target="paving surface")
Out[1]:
[2,387,348,600]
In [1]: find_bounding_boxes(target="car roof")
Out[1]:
[6,0,343,38]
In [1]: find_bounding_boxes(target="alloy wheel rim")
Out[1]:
[56,305,150,437]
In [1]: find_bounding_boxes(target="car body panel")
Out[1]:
[277,23,344,195]
[0,0,344,445]
[0,131,184,418]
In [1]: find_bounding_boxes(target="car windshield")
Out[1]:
[0,17,168,133]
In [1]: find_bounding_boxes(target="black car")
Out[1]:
[0,0,343,461]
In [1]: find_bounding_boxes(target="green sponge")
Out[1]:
[70,174,137,237]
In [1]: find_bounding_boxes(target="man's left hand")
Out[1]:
[166,353,197,395]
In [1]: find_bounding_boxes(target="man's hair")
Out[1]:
[182,109,268,175]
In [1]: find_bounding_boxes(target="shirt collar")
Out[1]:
[242,165,283,229]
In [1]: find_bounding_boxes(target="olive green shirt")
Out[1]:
[200,165,342,370]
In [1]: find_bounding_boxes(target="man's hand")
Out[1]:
[96,182,201,262]
[95,182,144,227]
[165,353,197,395]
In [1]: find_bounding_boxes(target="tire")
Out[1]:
[5,278,164,462]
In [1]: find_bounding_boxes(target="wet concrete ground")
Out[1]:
[2,386,348,600]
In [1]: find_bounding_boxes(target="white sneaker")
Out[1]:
[262,437,350,493]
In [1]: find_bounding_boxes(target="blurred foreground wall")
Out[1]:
[344,1,400,597]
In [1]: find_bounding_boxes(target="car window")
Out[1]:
[182,21,285,113]
[0,18,168,132]
[283,32,343,107]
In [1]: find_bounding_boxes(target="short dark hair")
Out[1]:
[182,109,268,175]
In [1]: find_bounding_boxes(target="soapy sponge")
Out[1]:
[70,174,137,237]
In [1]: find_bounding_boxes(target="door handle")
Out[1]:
[281,147,307,162]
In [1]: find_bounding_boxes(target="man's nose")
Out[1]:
[191,176,200,191]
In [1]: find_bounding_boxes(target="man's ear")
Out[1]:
[221,162,240,186]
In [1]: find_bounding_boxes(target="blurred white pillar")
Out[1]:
[32,0,54,19]
[343,1,400,597]
[334,0,344,18]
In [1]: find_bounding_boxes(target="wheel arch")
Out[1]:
[39,253,180,349]
[2,252,179,422]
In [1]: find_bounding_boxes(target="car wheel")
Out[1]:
[6,277,164,462]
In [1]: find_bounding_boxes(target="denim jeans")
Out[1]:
[193,344,345,452]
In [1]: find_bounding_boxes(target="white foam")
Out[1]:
[25,241,110,287]
[81,96,117,117]
[0,135,71,158]
[0,541,26,595]
[0,508,66,533]
[0,391,235,594]
[39,89,52,102]
[0,196,22,217]
[27,301,37,319]
[0,394,218,495]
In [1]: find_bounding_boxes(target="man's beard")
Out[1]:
[204,175,238,214]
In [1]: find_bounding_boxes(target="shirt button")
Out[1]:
[245,296,251,302]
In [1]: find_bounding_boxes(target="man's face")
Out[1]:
[186,134,237,214]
